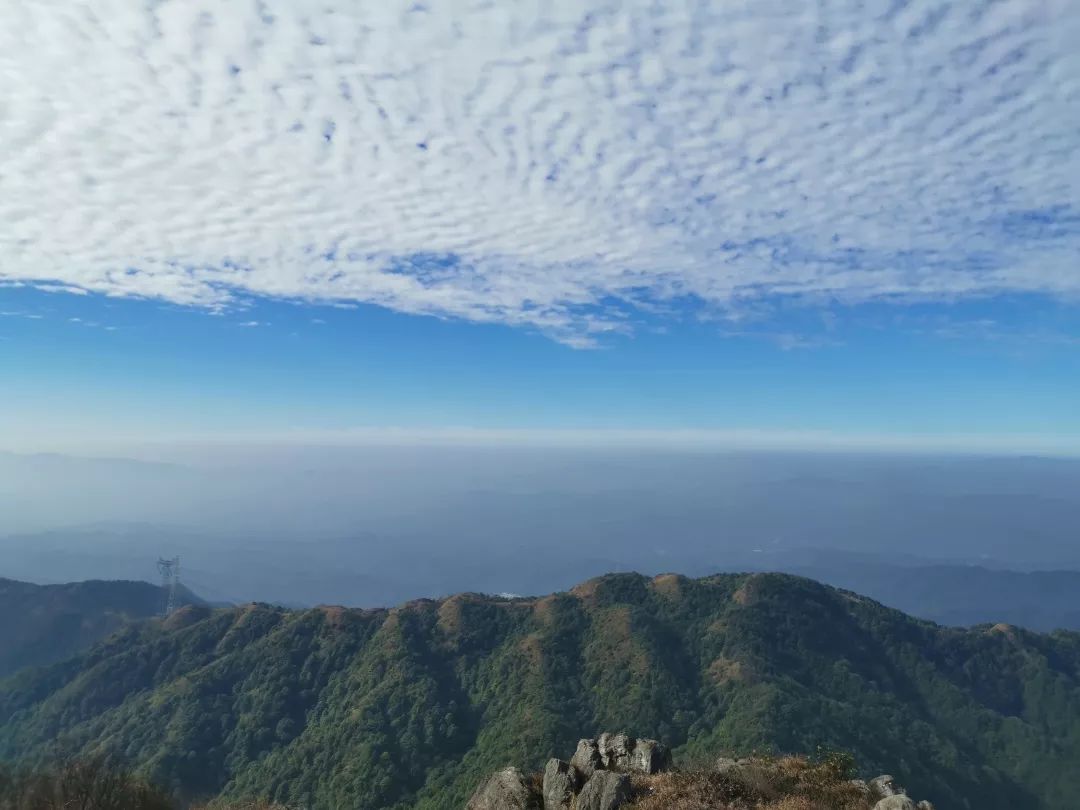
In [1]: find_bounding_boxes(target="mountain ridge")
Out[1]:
[2,571,1080,809]
[0,576,202,678]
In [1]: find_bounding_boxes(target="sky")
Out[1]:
[1,0,1079,454]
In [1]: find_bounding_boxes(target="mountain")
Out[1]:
[742,550,1080,631]
[2,572,1080,809]
[0,577,200,678]
[787,561,1080,631]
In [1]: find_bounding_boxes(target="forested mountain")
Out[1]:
[3,572,1080,810]
[0,578,200,678]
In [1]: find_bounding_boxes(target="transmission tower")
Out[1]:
[157,556,181,617]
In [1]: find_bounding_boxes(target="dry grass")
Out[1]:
[627,754,872,810]
[191,802,293,810]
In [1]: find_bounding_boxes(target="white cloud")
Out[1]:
[1,0,1077,343]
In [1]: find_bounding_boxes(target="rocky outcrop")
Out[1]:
[865,774,934,810]
[542,759,580,810]
[469,738,935,810]
[576,770,631,810]
[628,738,669,775]
[567,733,671,776]
[466,766,537,810]
[570,738,603,776]
[598,733,671,774]
[471,734,668,810]
[870,774,903,797]
[874,797,916,810]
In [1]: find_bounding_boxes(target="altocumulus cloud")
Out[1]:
[1,0,1078,344]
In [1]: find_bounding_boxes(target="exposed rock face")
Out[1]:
[542,759,581,810]
[597,732,633,769]
[571,734,670,776]
[874,796,917,810]
[466,766,536,810]
[576,770,631,810]
[628,737,671,774]
[469,734,669,809]
[870,774,904,798]
[570,738,603,776]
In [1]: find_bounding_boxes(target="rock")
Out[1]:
[915,802,935,810]
[466,766,536,810]
[570,739,603,776]
[629,738,671,774]
[572,734,670,775]
[597,732,634,769]
[542,758,581,810]
[869,775,905,798]
[576,771,632,810]
[874,797,916,810]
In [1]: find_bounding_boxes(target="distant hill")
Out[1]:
[0,577,201,678]
[736,549,1080,631]
[788,561,1080,631]
[3,572,1080,809]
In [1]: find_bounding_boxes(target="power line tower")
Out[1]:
[157,556,181,617]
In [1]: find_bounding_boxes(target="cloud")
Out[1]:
[0,0,1077,344]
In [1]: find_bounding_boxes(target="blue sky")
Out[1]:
[3,284,1079,453]
[1,1,1078,454]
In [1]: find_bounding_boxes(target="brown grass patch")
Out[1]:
[732,575,763,606]
[650,573,685,600]
[532,595,558,626]
[315,605,347,629]
[570,578,601,601]
[989,623,1019,643]
[707,655,750,685]
[518,633,543,667]
[626,754,871,810]
[437,595,467,635]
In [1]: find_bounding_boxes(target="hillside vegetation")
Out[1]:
[0,578,200,678]
[2,573,1080,809]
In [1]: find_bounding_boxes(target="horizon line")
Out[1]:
[4,426,1080,460]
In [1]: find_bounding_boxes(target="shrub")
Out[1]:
[0,759,172,810]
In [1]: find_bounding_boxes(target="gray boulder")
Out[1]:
[576,771,632,810]
[629,738,671,774]
[597,732,634,770]
[570,739,603,776]
[542,758,581,810]
[466,766,536,810]
[870,775,905,798]
[915,802,935,810]
[874,797,916,810]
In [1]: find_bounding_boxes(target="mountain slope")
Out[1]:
[2,573,1080,809]
[0,577,200,678]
